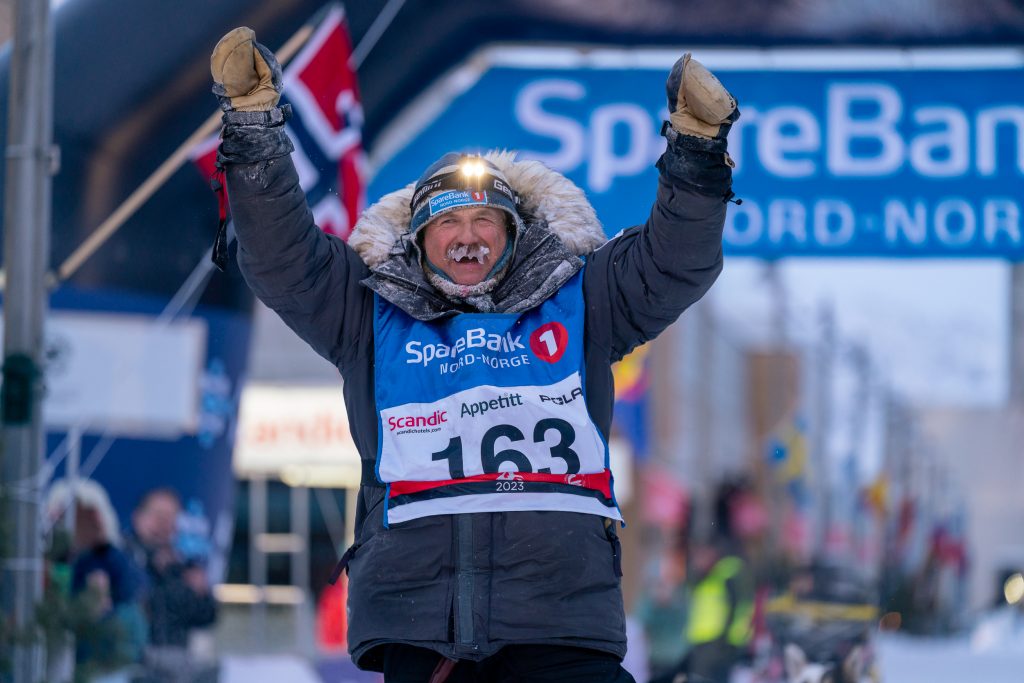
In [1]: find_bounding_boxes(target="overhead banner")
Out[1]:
[369,48,1024,259]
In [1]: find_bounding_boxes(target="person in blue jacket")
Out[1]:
[47,478,147,682]
[210,27,738,683]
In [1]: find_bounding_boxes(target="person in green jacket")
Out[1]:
[684,535,754,682]
[647,534,754,683]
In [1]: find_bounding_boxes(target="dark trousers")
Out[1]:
[382,644,637,683]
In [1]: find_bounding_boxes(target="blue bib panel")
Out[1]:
[373,270,621,526]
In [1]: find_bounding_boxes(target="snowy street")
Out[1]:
[877,632,1024,683]
[213,633,1024,683]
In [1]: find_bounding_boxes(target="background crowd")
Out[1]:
[44,482,218,683]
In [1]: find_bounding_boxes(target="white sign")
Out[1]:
[3,312,207,437]
[234,384,362,487]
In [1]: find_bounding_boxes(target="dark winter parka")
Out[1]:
[219,109,730,671]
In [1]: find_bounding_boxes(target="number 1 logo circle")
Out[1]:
[530,322,569,363]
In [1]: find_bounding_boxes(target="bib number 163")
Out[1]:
[430,418,580,478]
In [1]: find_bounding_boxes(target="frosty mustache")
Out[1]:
[446,244,491,264]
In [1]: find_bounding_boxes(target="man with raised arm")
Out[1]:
[211,27,738,683]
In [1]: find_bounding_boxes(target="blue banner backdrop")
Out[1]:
[369,48,1024,259]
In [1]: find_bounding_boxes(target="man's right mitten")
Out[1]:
[210,27,282,112]
[208,25,294,164]
[208,27,294,271]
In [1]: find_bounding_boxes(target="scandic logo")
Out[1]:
[406,328,525,366]
[388,410,448,431]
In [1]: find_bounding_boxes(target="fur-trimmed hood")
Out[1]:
[349,150,606,268]
[347,150,608,321]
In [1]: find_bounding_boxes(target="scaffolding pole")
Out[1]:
[1010,264,1024,406]
[1,0,57,681]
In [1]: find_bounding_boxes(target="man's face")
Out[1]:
[74,503,104,551]
[133,493,180,547]
[421,206,509,286]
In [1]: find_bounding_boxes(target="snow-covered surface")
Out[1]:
[194,631,1024,683]
[971,608,1024,654]
[623,616,651,683]
[877,631,1024,683]
[220,655,323,683]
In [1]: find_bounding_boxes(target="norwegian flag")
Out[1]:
[193,5,366,241]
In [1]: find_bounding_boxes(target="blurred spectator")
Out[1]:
[125,488,217,683]
[634,543,691,678]
[46,478,147,683]
[684,535,754,683]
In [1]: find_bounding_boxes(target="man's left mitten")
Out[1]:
[666,53,738,142]
[659,53,740,197]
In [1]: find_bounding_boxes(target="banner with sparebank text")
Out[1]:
[368,47,1024,259]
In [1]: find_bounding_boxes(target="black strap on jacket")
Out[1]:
[328,542,361,585]
[604,520,623,578]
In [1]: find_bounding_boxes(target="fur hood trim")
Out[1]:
[349,150,606,268]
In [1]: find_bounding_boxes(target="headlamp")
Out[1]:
[460,158,487,180]
[408,153,522,236]
[410,155,519,213]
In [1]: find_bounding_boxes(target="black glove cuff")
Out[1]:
[661,122,728,154]
[217,105,294,165]
[657,122,734,199]
[221,104,292,127]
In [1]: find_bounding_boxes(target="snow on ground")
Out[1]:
[220,655,323,683]
[209,625,1024,683]
[877,632,1024,683]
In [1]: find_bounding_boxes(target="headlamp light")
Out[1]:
[460,159,487,179]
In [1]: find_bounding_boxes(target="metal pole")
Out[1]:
[846,345,870,564]
[812,303,835,559]
[46,431,77,683]
[1010,264,1024,406]
[764,262,788,347]
[248,476,267,650]
[290,484,313,656]
[762,262,789,555]
[1,0,56,680]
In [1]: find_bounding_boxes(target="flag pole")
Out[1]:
[48,23,315,287]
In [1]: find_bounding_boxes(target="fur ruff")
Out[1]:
[349,150,606,268]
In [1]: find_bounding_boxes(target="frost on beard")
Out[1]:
[446,244,491,263]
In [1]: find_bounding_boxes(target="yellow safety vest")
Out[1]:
[686,556,754,647]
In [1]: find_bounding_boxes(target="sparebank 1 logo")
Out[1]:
[530,322,569,363]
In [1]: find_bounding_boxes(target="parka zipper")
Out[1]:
[454,514,476,651]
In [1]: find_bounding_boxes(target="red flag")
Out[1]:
[193,5,365,241]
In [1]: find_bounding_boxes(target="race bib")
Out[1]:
[372,270,621,525]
